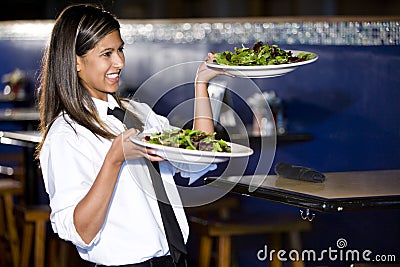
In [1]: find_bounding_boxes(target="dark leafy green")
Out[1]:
[144,129,231,153]
[213,41,316,66]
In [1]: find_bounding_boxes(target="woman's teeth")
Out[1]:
[106,73,119,78]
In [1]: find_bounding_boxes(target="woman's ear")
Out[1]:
[76,56,81,72]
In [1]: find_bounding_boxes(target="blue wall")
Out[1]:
[265,45,400,172]
[119,43,400,172]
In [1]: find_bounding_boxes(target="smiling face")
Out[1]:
[76,30,125,101]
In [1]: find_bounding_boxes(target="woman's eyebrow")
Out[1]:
[98,42,124,53]
[99,47,114,53]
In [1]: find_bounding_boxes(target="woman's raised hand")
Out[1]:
[195,53,233,84]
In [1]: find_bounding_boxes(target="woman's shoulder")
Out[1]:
[122,98,152,112]
[121,97,171,130]
[46,113,88,139]
[44,114,75,141]
[122,98,155,120]
[44,113,107,152]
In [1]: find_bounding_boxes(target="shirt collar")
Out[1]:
[92,94,119,118]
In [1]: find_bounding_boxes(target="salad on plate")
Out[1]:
[144,129,232,153]
[213,41,316,66]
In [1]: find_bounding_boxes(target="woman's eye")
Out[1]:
[118,47,124,53]
[103,52,112,57]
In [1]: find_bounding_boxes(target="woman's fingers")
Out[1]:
[205,52,215,62]
[122,128,140,139]
[120,130,165,162]
[147,154,165,162]
[196,52,235,82]
[145,148,164,162]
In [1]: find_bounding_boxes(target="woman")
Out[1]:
[36,3,224,266]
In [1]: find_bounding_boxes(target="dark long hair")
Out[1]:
[36,4,130,158]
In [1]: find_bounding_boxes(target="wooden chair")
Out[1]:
[14,204,50,267]
[0,177,23,267]
[0,159,52,267]
[187,196,312,267]
[13,198,91,267]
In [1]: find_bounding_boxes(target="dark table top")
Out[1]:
[0,130,42,205]
[204,169,400,212]
[0,130,41,148]
[0,107,39,123]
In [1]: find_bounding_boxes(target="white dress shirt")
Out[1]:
[39,94,199,265]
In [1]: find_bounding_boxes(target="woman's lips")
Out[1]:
[106,73,120,82]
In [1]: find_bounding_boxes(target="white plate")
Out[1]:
[206,50,318,78]
[130,134,253,164]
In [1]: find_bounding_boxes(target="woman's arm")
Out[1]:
[73,128,161,244]
[193,82,214,134]
[193,53,225,134]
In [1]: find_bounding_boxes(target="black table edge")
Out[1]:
[204,176,400,212]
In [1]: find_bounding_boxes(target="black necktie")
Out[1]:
[107,106,187,264]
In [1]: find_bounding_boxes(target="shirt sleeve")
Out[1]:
[128,100,173,133]
[41,129,102,248]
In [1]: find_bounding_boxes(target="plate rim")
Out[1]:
[206,50,318,70]
[130,134,253,159]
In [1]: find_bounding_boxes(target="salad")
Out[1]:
[144,129,231,153]
[213,41,316,66]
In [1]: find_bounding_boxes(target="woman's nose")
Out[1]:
[113,53,125,68]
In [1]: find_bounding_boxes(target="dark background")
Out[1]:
[1,0,400,21]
